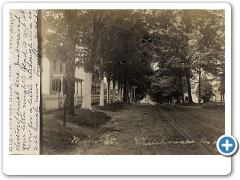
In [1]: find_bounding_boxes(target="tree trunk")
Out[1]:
[198,69,201,104]
[38,10,43,153]
[63,101,67,127]
[64,11,77,116]
[66,61,75,115]
[185,67,193,103]
[123,77,127,102]
[84,22,102,107]
[86,30,101,72]
[118,81,121,102]
[130,86,133,103]
[221,94,223,105]
[179,73,184,103]
[112,78,116,103]
[99,74,104,106]
[106,81,109,104]
[118,81,120,101]
[82,72,92,109]
[118,80,122,102]
[127,88,130,104]
[107,78,111,104]
[133,88,136,103]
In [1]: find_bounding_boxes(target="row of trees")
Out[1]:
[147,10,225,104]
[41,9,225,117]
[41,10,154,116]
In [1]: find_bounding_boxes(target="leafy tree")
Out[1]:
[41,10,83,118]
[196,75,215,103]
[97,10,154,103]
[42,9,225,119]
[188,10,225,103]
[147,10,225,104]
[218,72,225,105]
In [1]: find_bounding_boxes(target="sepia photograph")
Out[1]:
[4,0,236,176]
[39,9,225,155]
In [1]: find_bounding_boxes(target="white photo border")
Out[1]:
[3,2,231,175]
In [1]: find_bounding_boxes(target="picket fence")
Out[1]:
[42,94,109,110]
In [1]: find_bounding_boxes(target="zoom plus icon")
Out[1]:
[217,135,238,156]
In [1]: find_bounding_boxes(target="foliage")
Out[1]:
[42,9,225,108]
[196,75,215,103]
[147,10,224,103]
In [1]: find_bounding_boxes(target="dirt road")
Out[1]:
[68,104,224,155]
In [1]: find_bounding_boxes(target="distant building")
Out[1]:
[189,79,223,103]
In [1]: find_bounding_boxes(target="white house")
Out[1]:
[41,57,86,110]
[42,57,85,96]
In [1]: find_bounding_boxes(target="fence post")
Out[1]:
[62,95,65,108]
[63,98,67,128]
[57,92,60,109]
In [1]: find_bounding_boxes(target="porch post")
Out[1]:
[60,77,63,96]
[76,82,79,95]
[80,81,83,95]
[75,81,77,95]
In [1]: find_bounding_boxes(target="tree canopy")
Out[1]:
[41,9,225,115]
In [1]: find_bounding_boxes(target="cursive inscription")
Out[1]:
[71,136,100,144]
[9,10,40,155]
[135,137,195,146]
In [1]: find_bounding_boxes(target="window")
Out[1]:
[52,79,56,91]
[60,63,63,72]
[53,59,57,71]
[52,78,61,93]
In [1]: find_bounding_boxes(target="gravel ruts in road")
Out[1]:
[62,104,224,155]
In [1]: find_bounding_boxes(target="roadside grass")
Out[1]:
[43,107,111,154]
[201,103,225,110]
[95,102,124,112]
[43,123,87,155]
[180,102,201,106]
[166,102,225,111]
[42,109,87,154]
[179,102,225,109]
[55,108,111,128]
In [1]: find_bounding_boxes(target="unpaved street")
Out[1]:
[63,104,224,155]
